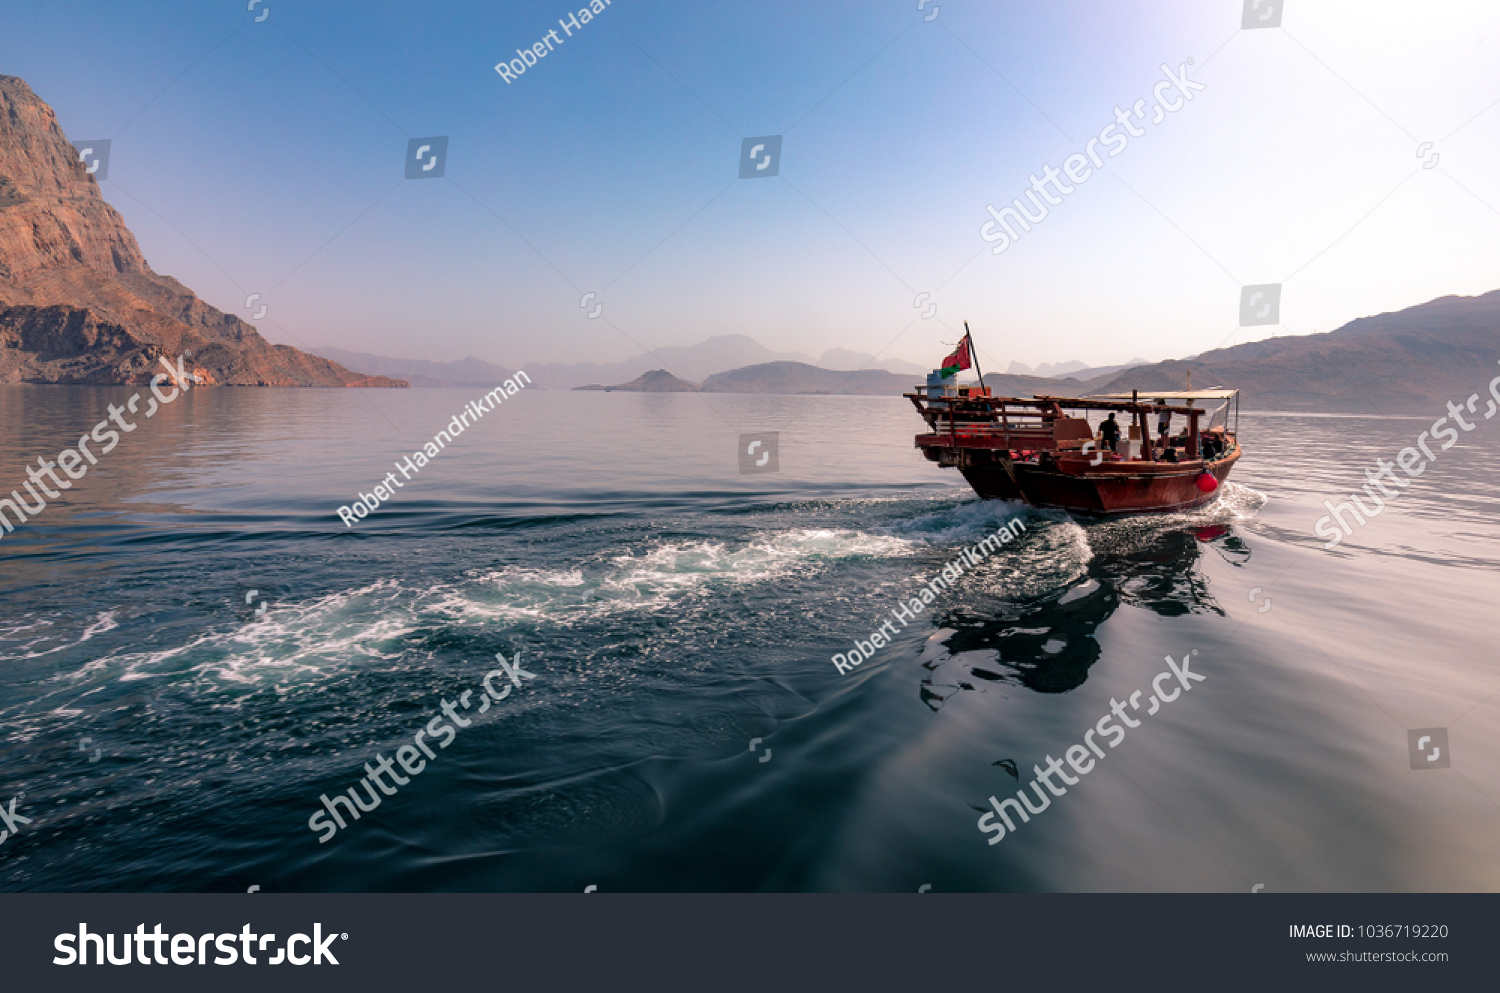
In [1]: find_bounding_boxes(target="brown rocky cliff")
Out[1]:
[0,74,405,387]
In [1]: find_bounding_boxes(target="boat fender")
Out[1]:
[1195,472,1218,493]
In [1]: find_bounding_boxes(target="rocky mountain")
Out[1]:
[574,369,699,392]
[1083,291,1500,413]
[0,75,403,387]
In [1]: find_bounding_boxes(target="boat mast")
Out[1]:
[964,320,986,392]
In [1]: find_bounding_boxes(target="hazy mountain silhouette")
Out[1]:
[1082,290,1500,412]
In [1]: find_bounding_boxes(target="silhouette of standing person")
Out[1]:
[1099,412,1121,453]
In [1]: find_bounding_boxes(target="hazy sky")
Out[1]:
[8,0,1499,372]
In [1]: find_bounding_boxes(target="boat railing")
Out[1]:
[909,391,1078,450]
[906,389,1238,460]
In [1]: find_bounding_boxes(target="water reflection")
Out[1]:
[923,521,1251,703]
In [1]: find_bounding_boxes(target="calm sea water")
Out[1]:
[1,385,1497,892]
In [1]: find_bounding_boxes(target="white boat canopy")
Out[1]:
[1088,389,1239,401]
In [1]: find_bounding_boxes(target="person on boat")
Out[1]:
[1099,413,1121,453]
[1205,427,1227,459]
[1156,401,1172,441]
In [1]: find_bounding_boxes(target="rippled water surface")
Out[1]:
[1,386,1497,891]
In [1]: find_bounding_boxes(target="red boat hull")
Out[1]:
[921,443,1242,514]
[961,456,1238,513]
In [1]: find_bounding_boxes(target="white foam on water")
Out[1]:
[615,529,916,584]
[964,516,1093,598]
[433,528,922,622]
[884,497,1034,544]
[80,610,120,642]
[1213,481,1269,519]
[422,566,585,625]
[32,485,1255,696]
[27,523,926,696]
[0,613,91,662]
[49,578,421,693]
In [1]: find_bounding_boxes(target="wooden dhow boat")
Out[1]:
[906,328,1241,514]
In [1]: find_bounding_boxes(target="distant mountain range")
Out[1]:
[555,291,1500,411]
[307,334,927,390]
[1010,358,1154,381]
[817,348,928,376]
[1008,357,1152,380]
[1083,290,1500,413]
[310,291,1500,412]
[700,362,1057,397]
[307,348,516,388]
[572,362,1075,397]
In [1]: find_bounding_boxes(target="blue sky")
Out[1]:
[6,0,1499,372]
